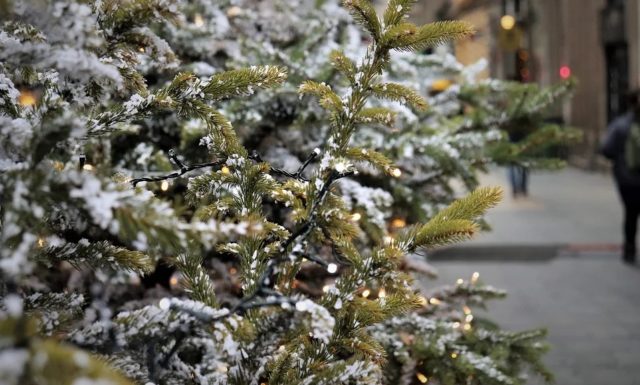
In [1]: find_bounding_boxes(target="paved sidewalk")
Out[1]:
[470,167,622,246]
[427,167,640,385]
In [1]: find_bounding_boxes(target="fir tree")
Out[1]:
[0,1,573,384]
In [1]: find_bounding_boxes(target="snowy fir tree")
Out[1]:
[0,1,578,384]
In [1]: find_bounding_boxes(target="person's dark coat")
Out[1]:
[601,112,640,187]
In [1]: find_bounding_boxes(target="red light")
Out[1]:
[559,66,571,79]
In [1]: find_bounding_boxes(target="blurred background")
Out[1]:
[378,1,640,384]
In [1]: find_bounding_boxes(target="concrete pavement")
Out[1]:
[427,167,640,385]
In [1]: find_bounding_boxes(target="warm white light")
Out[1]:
[82,164,94,171]
[362,289,371,298]
[471,271,480,283]
[463,305,471,315]
[390,168,402,178]
[501,14,516,30]
[390,218,406,229]
[451,352,458,359]
[456,278,464,285]
[416,373,428,383]
[429,298,441,305]
[322,285,331,293]
[378,288,386,298]
[18,89,37,107]
[159,298,171,310]
[169,273,180,287]
[452,322,461,329]
[327,263,338,274]
[351,212,362,222]
[160,180,169,191]
[221,166,231,174]
[193,13,205,27]
[463,323,472,331]
[465,314,474,323]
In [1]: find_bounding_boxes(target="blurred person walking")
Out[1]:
[601,91,640,264]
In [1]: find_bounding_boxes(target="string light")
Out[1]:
[390,218,406,229]
[221,166,231,174]
[361,288,371,298]
[452,322,461,329]
[37,237,45,248]
[456,278,464,285]
[465,314,474,323]
[471,271,480,284]
[138,46,145,53]
[416,373,429,383]
[278,345,286,352]
[227,6,243,17]
[322,284,331,293]
[327,263,338,274]
[429,298,441,305]
[451,352,458,359]
[229,267,238,275]
[160,180,169,191]
[193,13,205,27]
[350,212,362,221]
[217,364,228,373]
[431,79,452,92]
[500,14,516,30]
[463,323,472,331]
[82,164,94,171]
[18,89,37,107]
[390,168,402,178]
[383,235,394,245]
[158,298,171,310]
[463,305,471,315]
[169,272,181,288]
[378,288,386,298]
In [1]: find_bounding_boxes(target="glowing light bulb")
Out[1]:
[429,298,441,305]
[169,272,180,288]
[451,352,458,359]
[193,13,205,27]
[327,263,338,274]
[465,314,474,323]
[390,218,406,229]
[456,278,464,285]
[390,168,402,178]
[500,14,516,30]
[18,89,37,107]
[37,238,45,248]
[416,373,429,383]
[452,322,461,329]
[160,180,169,191]
[82,164,94,171]
[159,298,171,310]
[138,46,145,53]
[383,235,394,245]
[278,345,286,352]
[227,6,243,17]
[221,166,231,174]
[471,271,480,283]
[351,212,362,221]
[463,305,472,315]
[362,288,371,298]
[378,288,386,298]
[229,267,238,275]
[322,285,331,293]
[559,65,572,79]
[463,323,472,331]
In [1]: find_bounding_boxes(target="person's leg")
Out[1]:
[508,166,519,197]
[620,186,639,262]
[521,167,529,196]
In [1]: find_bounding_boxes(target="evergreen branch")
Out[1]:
[202,65,288,101]
[382,20,474,52]
[370,82,428,111]
[383,0,417,27]
[342,0,382,41]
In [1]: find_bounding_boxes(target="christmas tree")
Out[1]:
[0,1,575,384]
